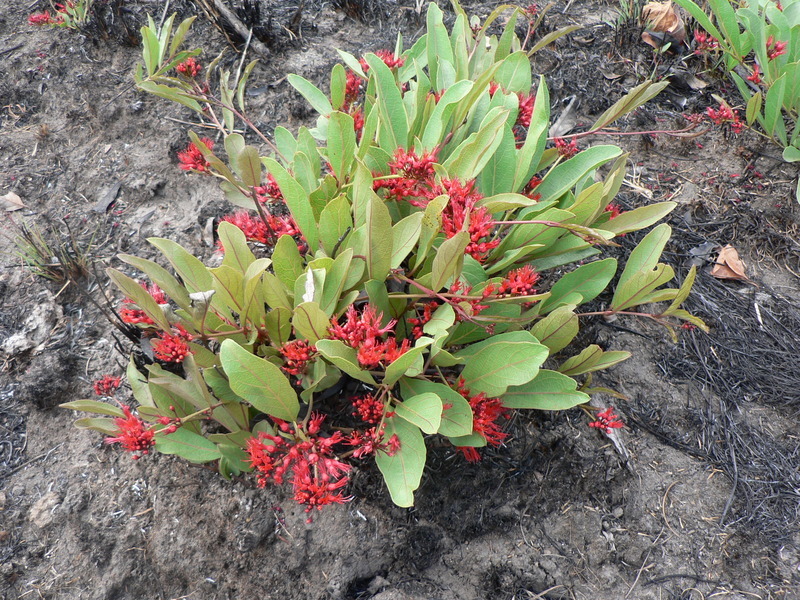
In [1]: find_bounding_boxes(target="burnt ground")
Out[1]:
[1,1,799,599]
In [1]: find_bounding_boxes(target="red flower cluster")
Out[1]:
[347,425,400,458]
[497,265,539,296]
[766,36,788,60]
[517,92,535,129]
[374,147,438,204]
[253,174,284,204]
[693,30,719,53]
[220,211,300,247]
[120,282,168,325]
[28,11,64,25]
[176,57,202,77]
[151,325,193,363]
[328,304,411,369]
[360,49,406,71]
[279,340,316,376]
[177,138,214,173]
[706,102,744,133]
[554,137,579,158]
[454,379,509,461]
[246,415,351,512]
[439,179,500,262]
[105,406,155,459]
[351,393,386,424]
[588,406,624,434]
[605,203,623,219]
[747,64,762,85]
[94,375,122,397]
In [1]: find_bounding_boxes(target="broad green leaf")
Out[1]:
[394,393,442,434]
[264,307,292,346]
[366,194,393,281]
[426,3,455,91]
[128,356,154,407]
[598,201,676,235]
[375,416,426,507]
[320,248,354,315]
[538,258,617,313]
[209,264,245,313]
[530,305,580,354]
[495,51,532,93]
[399,378,473,437]
[431,232,469,291]
[443,107,510,180]
[327,111,356,179]
[330,63,346,110]
[219,339,299,421]
[612,263,675,311]
[287,74,333,116]
[391,212,424,269]
[615,223,671,291]
[118,254,191,312]
[746,91,763,125]
[479,123,517,196]
[315,339,376,385]
[558,344,631,376]
[422,303,456,337]
[383,339,433,386]
[292,301,330,343]
[365,54,409,154]
[264,158,319,251]
[502,370,589,410]
[319,195,353,257]
[272,234,304,290]
[74,417,118,435]
[232,145,262,188]
[421,79,473,150]
[476,192,542,212]
[155,427,221,463]
[148,237,213,294]
[218,221,257,273]
[61,400,125,418]
[590,81,669,132]
[455,331,549,396]
[534,145,623,204]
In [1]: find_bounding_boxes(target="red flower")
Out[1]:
[554,137,579,158]
[176,57,202,77]
[253,174,284,204]
[588,406,624,434]
[374,147,438,205]
[246,416,351,512]
[329,304,410,368]
[346,426,400,458]
[605,203,623,219]
[706,102,744,133]
[456,379,509,447]
[693,30,719,53]
[220,210,300,247]
[516,92,535,129]
[177,138,214,173]
[151,325,193,363]
[498,265,540,296]
[359,49,405,72]
[352,393,385,424]
[94,375,122,397]
[456,446,481,462]
[105,406,155,458]
[29,11,63,25]
[746,64,762,85]
[279,340,316,376]
[766,36,788,60]
[438,178,500,262]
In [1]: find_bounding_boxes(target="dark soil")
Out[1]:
[1,1,799,599]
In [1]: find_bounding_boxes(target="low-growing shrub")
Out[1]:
[64,3,705,511]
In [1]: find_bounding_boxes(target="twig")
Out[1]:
[7,443,64,477]
[211,0,270,62]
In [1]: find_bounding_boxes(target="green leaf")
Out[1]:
[422,303,455,337]
[327,111,356,179]
[292,301,330,343]
[399,378,472,437]
[394,393,442,434]
[264,307,292,346]
[513,75,550,191]
[431,231,469,291]
[558,345,631,376]
[615,223,671,291]
[530,305,580,355]
[443,106,510,180]
[155,427,222,464]
[598,201,676,235]
[746,91,763,126]
[479,123,518,196]
[383,339,433,386]
[661,266,698,316]
[364,54,409,154]
[455,331,549,396]
[315,339,376,385]
[264,158,319,251]
[421,80,473,150]
[61,399,125,418]
[219,339,299,421]
[118,254,191,312]
[534,145,623,204]
[426,3,455,91]
[107,268,172,332]
[330,63,346,110]
[375,416,426,507]
[495,51,532,93]
[590,81,669,132]
[218,221,257,273]
[783,145,800,162]
[502,370,589,410]
[476,192,542,213]
[539,258,617,313]
[391,212,424,269]
[365,194,393,281]
[287,74,333,116]
[74,417,118,435]
[148,237,214,294]
[319,195,353,257]
[272,234,304,290]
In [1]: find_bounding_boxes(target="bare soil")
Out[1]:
[1,1,799,599]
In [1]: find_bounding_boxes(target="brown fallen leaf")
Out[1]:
[1,191,25,212]
[711,244,749,281]
[641,1,685,47]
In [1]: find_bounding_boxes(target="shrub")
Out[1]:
[64,3,705,511]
